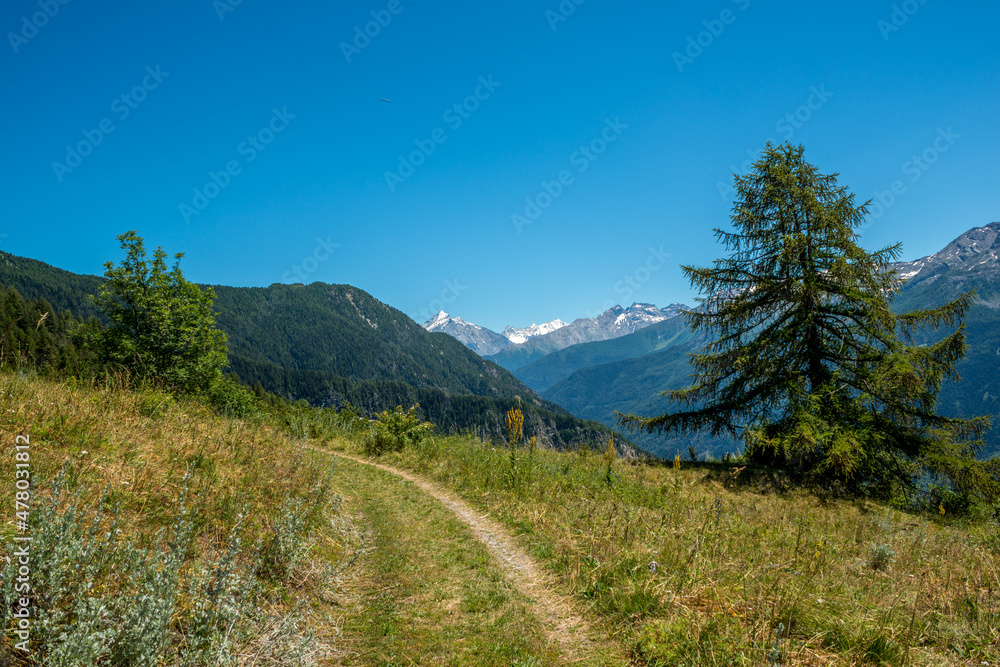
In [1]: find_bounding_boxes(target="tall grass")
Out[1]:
[0,370,353,665]
[352,432,1000,666]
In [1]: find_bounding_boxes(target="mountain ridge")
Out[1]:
[487,302,689,371]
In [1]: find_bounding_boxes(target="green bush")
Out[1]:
[92,231,228,394]
[206,377,260,419]
[362,405,432,456]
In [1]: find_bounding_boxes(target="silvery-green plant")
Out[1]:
[0,466,193,666]
[869,543,896,571]
[0,462,336,666]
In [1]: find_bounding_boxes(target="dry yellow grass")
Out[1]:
[0,371,353,664]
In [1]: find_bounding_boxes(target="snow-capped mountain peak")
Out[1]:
[421,312,512,356]
[501,319,569,345]
[424,310,451,330]
[893,222,1000,284]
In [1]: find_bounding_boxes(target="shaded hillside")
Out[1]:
[0,252,103,319]
[516,315,698,392]
[211,282,530,399]
[542,341,736,459]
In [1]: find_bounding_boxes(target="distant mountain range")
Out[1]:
[421,311,571,357]
[423,303,685,372]
[422,303,686,366]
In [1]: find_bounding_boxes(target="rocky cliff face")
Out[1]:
[893,222,1000,309]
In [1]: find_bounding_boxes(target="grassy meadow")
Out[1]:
[1,367,997,665]
[327,431,1000,666]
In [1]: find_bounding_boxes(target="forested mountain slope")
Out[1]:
[516,314,698,393]
[0,251,628,450]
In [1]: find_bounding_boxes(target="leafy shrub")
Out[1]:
[206,377,259,419]
[92,231,228,394]
[362,405,432,456]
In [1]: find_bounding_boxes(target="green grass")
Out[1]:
[328,457,568,665]
[327,433,1000,666]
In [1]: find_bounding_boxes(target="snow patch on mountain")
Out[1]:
[502,319,569,344]
[893,222,1000,283]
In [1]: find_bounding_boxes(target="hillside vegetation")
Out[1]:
[0,370,356,665]
[0,250,627,451]
[1,351,997,664]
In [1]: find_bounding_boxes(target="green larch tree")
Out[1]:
[619,143,994,500]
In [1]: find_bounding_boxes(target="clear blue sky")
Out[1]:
[2,0,997,331]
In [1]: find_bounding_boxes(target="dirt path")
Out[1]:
[311,446,614,665]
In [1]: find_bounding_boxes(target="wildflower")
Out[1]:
[505,398,524,447]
